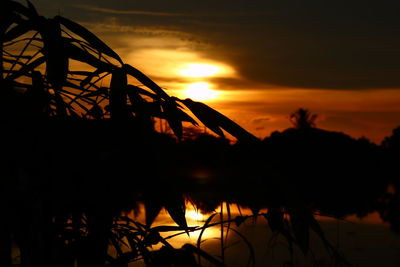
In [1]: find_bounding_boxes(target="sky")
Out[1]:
[28,0,400,142]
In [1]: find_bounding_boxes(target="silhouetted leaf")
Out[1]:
[82,87,108,98]
[151,226,196,233]
[123,64,169,99]
[55,15,123,64]
[264,208,284,232]
[144,201,163,227]
[144,231,162,246]
[64,81,84,90]
[28,70,49,117]
[3,0,30,18]
[136,87,160,100]
[249,206,260,216]
[181,99,259,143]
[110,68,128,119]
[175,108,198,125]
[65,39,112,71]
[6,56,46,80]
[80,69,105,88]
[88,104,103,119]
[164,195,187,230]
[197,213,217,252]
[26,0,39,17]
[234,216,246,227]
[126,85,144,105]
[162,99,184,139]
[3,19,33,42]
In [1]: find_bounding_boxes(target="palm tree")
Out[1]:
[290,108,318,130]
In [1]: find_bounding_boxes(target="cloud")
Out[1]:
[73,4,189,17]
[32,0,400,89]
[252,117,271,124]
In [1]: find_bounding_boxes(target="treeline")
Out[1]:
[168,109,400,231]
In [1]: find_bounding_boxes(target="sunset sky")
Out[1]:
[29,0,400,143]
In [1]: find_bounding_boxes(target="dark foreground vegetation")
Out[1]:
[1,1,400,266]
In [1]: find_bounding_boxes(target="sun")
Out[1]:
[182,82,220,101]
[186,210,204,221]
[178,63,222,78]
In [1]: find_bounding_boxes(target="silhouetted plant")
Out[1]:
[290,108,318,130]
[1,1,259,266]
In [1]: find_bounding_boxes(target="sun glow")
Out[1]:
[178,63,228,78]
[186,210,205,221]
[182,82,220,101]
[179,63,220,77]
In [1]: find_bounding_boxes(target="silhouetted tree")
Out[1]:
[290,108,318,130]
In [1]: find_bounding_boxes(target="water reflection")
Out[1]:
[128,202,394,267]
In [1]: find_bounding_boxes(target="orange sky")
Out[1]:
[30,0,400,143]
[103,32,400,143]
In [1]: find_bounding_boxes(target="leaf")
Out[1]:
[55,15,123,64]
[4,1,30,18]
[197,213,217,249]
[26,0,39,17]
[123,64,169,99]
[264,207,284,232]
[234,216,246,227]
[80,69,105,88]
[126,84,144,104]
[175,108,198,125]
[150,225,196,233]
[64,39,112,71]
[144,200,163,227]
[87,104,104,119]
[162,100,183,139]
[6,56,46,80]
[181,98,259,143]
[136,87,160,101]
[109,68,128,119]
[164,195,188,230]
[3,19,33,42]
[82,87,109,98]
[180,99,224,137]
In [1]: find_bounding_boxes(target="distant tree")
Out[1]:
[290,108,318,130]
[382,126,400,150]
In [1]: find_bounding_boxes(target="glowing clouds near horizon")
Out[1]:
[179,63,222,78]
[177,63,228,101]
[182,82,220,101]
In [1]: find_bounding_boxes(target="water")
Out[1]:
[127,203,400,267]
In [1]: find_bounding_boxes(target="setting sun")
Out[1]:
[178,63,234,78]
[182,82,220,101]
[186,210,205,221]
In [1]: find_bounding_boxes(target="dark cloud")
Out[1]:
[30,0,400,89]
[252,117,271,124]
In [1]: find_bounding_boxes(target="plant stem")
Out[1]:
[220,202,224,264]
